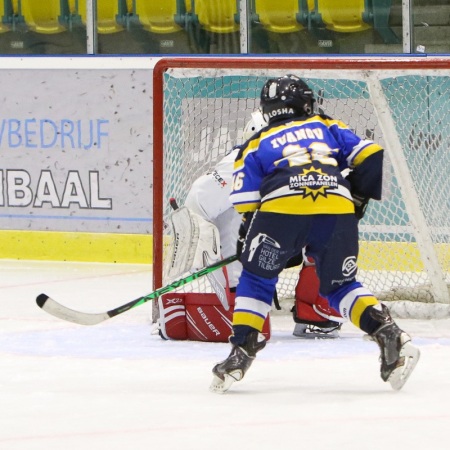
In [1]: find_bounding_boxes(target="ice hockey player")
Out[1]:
[158,111,342,342]
[210,74,420,393]
[186,110,341,336]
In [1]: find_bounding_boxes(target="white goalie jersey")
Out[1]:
[184,149,242,288]
[183,110,268,288]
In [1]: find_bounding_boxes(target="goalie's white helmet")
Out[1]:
[242,110,267,141]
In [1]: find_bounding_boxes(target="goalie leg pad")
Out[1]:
[165,206,221,280]
[294,265,342,325]
[294,300,334,326]
[185,293,234,342]
[159,293,233,342]
[186,294,271,342]
[292,301,341,339]
[159,293,271,342]
[158,294,188,340]
[293,265,342,338]
[295,265,321,306]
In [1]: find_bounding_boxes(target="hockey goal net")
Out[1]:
[152,57,450,320]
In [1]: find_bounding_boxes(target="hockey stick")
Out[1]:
[36,255,238,326]
[202,251,232,311]
[169,196,180,211]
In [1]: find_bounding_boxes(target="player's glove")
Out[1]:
[352,193,369,220]
[236,212,254,259]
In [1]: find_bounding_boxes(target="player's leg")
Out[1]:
[311,214,420,390]
[211,212,308,393]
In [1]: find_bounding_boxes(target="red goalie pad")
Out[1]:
[294,265,342,325]
[159,292,271,342]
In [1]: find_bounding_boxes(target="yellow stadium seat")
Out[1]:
[20,0,66,34]
[75,0,123,34]
[0,0,10,33]
[254,0,313,34]
[135,1,182,34]
[316,0,370,33]
[194,0,239,34]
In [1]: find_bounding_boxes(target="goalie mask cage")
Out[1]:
[153,57,450,320]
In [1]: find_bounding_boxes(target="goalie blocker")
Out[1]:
[159,292,271,342]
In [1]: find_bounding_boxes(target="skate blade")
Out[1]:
[209,371,242,394]
[293,330,339,339]
[388,342,421,390]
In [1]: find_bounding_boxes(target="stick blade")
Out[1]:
[36,293,49,308]
[36,293,110,326]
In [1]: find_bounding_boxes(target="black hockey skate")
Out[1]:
[366,304,420,390]
[210,331,266,394]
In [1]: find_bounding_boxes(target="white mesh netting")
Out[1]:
[153,59,450,319]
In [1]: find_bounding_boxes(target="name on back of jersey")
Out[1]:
[270,127,324,148]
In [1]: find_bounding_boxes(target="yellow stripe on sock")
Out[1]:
[350,295,379,328]
[233,311,265,331]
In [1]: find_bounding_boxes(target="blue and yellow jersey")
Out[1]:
[230,115,383,215]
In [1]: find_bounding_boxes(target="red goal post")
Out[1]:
[152,56,450,320]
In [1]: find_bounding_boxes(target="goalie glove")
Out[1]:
[236,212,254,259]
[352,193,369,220]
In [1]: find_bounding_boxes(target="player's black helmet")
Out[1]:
[260,74,315,124]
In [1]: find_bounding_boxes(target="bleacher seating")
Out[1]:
[1,1,444,55]
[125,1,194,54]
[20,0,66,34]
[76,0,123,34]
[0,0,10,33]
[313,0,371,33]
[309,0,399,44]
[134,1,183,34]
[253,0,313,34]
[193,0,239,34]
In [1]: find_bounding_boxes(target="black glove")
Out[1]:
[236,212,254,259]
[285,251,303,268]
[352,193,369,220]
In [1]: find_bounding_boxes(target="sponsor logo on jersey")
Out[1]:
[342,256,357,277]
[208,170,227,188]
[247,233,284,272]
[331,277,355,286]
[248,233,280,262]
[289,167,338,200]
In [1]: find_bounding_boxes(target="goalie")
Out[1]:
[158,111,342,342]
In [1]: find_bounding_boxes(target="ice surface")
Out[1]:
[1,260,449,450]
